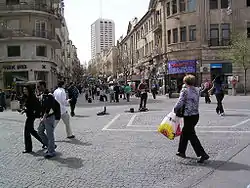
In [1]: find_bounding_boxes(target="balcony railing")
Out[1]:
[0,29,56,40]
[209,38,231,46]
[153,22,162,32]
[0,3,62,16]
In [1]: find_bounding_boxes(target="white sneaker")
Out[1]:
[220,113,225,116]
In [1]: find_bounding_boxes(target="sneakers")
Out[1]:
[67,135,75,139]
[44,152,56,159]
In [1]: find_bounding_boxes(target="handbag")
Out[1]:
[175,90,187,118]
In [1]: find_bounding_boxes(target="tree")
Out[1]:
[220,33,250,95]
[72,64,86,83]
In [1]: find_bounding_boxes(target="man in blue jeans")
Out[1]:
[37,81,58,158]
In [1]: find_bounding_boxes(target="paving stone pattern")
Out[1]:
[0,96,250,188]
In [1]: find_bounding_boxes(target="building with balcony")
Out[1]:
[0,0,64,89]
[118,0,250,91]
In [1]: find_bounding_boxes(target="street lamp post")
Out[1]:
[163,56,168,95]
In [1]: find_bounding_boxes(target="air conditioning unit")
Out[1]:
[200,65,210,73]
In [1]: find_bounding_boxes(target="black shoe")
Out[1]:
[198,154,210,163]
[176,152,186,159]
[67,135,75,139]
[22,150,32,153]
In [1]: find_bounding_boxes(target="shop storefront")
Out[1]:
[0,62,57,90]
[168,60,197,92]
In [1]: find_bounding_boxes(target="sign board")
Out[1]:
[168,60,196,75]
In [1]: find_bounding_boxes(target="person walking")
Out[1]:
[124,84,131,102]
[151,82,157,99]
[53,81,75,139]
[67,82,79,117]
[21,86,44,153]
[37,81,60,158]
[138,79,149,111]
[209,76,225,116]
[202,79,211,104]
[114,83,120,103]
[174,74,209,163]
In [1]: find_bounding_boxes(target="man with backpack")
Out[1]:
[37,81,61,158]
[53,81,75,139]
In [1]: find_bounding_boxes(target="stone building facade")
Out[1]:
[0,0,79,90]
[118,0,250,92]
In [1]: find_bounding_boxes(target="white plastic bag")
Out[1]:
[158,112,182,140]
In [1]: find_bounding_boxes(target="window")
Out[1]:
[173,28,178,43]
[7,46,20,57]
[221,0,229,8]
[189,25,196,41]
[221,23,230,45]
[6,0,19,5]
[180,27,187,42]
[247,0,250,6]
[187,0,196,12]
[167,30,171,44]
[36,46,47,57]
[35,21,46,38]
[179,0,186,12]
[247,22,250,38]
[210,0,218,9]
[166,2,171,16]
[172,0,177,14]
[210,24,219,46]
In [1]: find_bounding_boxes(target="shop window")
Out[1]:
[221,23,230,45]
[189,25,196,41]
[187,0,196,12]
[180,27,187,42]
[166,2,171,16]
[167,30,171,44]
[209,24,219,46]
[247,22,250,38]
[247,0,250,6]
[179,0,186,12]
[221,0,229,8]
[172,0,177,14]
[210,0,218,9]
[7,45,20,57]
[173,28,178,43]
[36,46,47,57]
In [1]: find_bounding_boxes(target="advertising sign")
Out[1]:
[168,60,196,75]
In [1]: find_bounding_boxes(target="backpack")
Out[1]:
[42,93,61,120]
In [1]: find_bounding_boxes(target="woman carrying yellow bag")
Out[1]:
[174,75,209,163]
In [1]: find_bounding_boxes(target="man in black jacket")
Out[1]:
[37,81,57,158]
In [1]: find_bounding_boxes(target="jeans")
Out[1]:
[178,115,207,157]
[55,112,73,137]
[126,93,130,102]
[24,117,44,151]
[215,93,224,114]
[38,115,56,156]
[139,93,148,109]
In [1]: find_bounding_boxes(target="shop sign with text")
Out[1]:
[3,64,27,70]
[168,60,196,75]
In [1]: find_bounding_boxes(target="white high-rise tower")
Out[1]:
[91,18,115,59]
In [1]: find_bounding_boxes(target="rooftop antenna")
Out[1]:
[99,0,103,18]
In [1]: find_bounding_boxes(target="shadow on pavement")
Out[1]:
[74,115,90,118]
[182,159,250,171]
[55,138,92,146]
[31,151,84,169]
[224,114,249,117]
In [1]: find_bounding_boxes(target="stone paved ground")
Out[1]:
[0,95,250,188]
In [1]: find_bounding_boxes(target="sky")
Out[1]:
[64,0,150,64]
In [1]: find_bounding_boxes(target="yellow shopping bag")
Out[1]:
[158,112,182,140]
